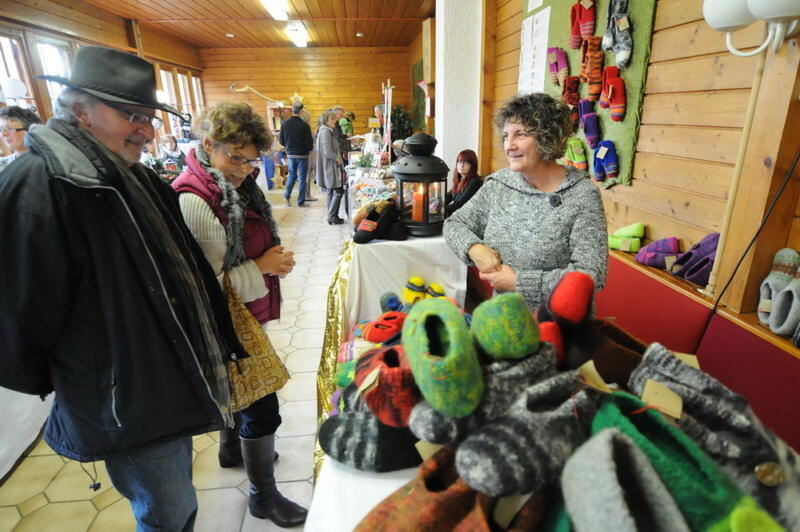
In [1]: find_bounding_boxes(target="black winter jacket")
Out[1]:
[0,122,246,461]
[278,115,314,156]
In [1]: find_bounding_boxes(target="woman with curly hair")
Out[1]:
[443,92,608,310]
[171,101,307,527]
[445,148,482,217]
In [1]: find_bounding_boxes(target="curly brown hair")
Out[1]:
[493,93,574,162]
[194,101,272,152]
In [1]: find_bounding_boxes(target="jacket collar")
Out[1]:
[488,165,586,195]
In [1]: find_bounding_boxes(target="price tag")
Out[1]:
[757,299,772,313]
[548,52,557,64]
[578,360,613,393]
[664,255,677,271]
[620,237,632,252]
[580,0,594,9]
[356,367,380,398]
[641,379,683,419]
[494,494,535,528]
[673,352,700,369]
[574,144,584,154]
[596,146,609,159]
[414,440,443,461]
[616,15,630,31]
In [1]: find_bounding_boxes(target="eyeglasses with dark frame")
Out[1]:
[0,127,26,133]
[102,101,163,129]
[221,148,261,167]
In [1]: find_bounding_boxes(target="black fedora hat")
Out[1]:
[37,46,181,117]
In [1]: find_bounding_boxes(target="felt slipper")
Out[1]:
[470,292,540,360]
[683,251,716,287]
[612,222,644,238]
[353,345,420,428]
[608,235,641,252]
[362,311,408,343]
[670,232,719,278]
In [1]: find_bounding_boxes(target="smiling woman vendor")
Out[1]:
[443,92,608,311]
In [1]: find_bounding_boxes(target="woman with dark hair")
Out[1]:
[445,149,482,217]
[443,93,608,310]
[171,101,307,527]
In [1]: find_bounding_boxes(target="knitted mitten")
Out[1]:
[602,0,633,69]
[470,293,540,360]
[319,384,422,472]
[353,345,420,428]
[598,66,620,109]
[607,76,627,121]
[758,248,800,324]
[593,140,619,181]
[579,99,601,148]
[562,428,691,532]
[402,298,484,418]
[548,47,561,85]
[564,137,588,171]
[628,344,800,530]
[455,371,599,496]
[579,37,604,101]
[593,392,783,532]
[408,344,557,444]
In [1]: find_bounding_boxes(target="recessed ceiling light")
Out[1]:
[225,33,235,38]
[356,32,364,37]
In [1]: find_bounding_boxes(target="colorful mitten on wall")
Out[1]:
[564,137,588,171]
[758,248,800,325]
[569,1,596,49]
[598,66,620,109]
[579,36,604,101]
[402,298,484,418]
[602,0,633,69]
[548,47,569,87]
[598,66,627,121]
[628,342,800,530]
[592,140,619,181]
[635,237,681,270]
[578,99,601,148]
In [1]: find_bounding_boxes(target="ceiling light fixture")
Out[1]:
[260,0,289,21]
[225,33,235,38]
[286,21,309,48]
[703,0,800,56]
[356,32,364,37]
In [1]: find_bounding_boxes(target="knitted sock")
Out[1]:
[608,76,627,121]
[579,99,601,148]
[455,371,599,496]
[564,137,588,171]
[602,0,633,69]
[669,232,719,278]
[470,293,540,360]
[628,343,800,529]
[635,237,681,269]
[758,248,800,324]
[408,344,558,444]
[353,345,420,428]
[683,251,716,287]
[556,48,570,87]
[608,235,641,252]
[569,3,584,49]
[402,298,484,418]
[380,291,404,313]
[353,446,477,532]
[593,392,783,532]
[319,383,422,472]
[612,222,645,238]
[362,311,407,343]
[403,276,428,304]
[562,428,691,532]
[598,66,620,109]
[580,37,604,101]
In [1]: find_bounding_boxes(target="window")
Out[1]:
[177,72,192,116]
[36,40,71,103]
[191,76,204,114]
[160,69,181,134]
[0,35,36,110]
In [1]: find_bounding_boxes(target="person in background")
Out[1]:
[332,106,350,160]
[446,149,483,217]
[0,45,246,531]
[443,92,608,311]
[0,105,41,172]
[279,102,314,207]
[339,111,355,136]
[171,100,306,527]
[317,109,344,225]
[139,138,166,177]
[299,109,317,202]
[159,133,186,172]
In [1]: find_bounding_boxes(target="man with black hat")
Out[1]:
[0,46,247,530]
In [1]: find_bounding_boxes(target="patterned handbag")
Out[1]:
[223,275,290,412]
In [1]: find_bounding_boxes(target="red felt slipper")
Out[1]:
[362,311,408,343]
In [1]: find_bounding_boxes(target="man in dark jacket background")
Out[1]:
[0,46,246,531]
[278,102,314,207]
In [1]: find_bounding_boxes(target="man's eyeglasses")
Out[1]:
[103,101,163,129]
[0,127,26,133]
[223,148,261,167]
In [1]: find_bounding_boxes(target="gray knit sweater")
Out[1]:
[443,165,608,310]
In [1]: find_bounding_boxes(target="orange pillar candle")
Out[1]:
[412,186,425,222]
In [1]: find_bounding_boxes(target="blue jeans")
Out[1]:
[260,155,275,190]
[285,157,308,205]
[105,436,197,532]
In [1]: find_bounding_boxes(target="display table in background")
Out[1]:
[0,390,52,479]
[305,459,415,531]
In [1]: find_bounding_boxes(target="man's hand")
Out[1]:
[468,244,502,274]
[479,264,516,292]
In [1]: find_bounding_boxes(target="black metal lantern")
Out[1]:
[391,133,449,237]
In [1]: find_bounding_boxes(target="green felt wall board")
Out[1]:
[412,60,426,132]
[520,0,656,187]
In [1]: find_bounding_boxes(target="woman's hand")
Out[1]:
[479,264,516,292]
[254,246,295,276]
[468,244,502,273]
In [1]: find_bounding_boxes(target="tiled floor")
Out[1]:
[0,182,351,532]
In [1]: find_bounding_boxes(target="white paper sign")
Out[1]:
[528,0,544,11]
[517,7,551,95]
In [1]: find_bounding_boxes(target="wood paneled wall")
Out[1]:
[200,47,411,134]
[140,25,201,69]
[489,0,523,172]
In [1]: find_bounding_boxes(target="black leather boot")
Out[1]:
[217,414,243,468]
[241,434,308,527]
